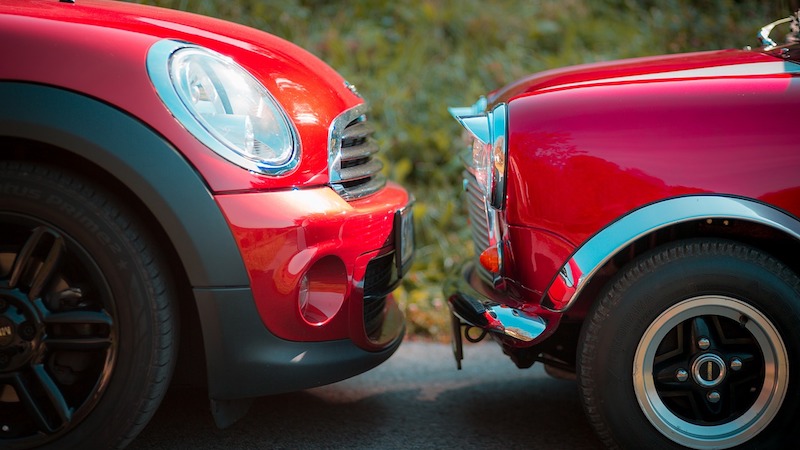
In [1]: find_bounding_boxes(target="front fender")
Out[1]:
[0,82,248,288]
[543,195,800,311]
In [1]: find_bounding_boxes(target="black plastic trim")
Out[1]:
[0,82,248,287]
[194,287,404,399]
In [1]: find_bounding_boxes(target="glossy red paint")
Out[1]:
[1,0,409,343]
[216,182,409,348]
[0,0,359,192]
[502,51,800,296]
[449,21,800,447]
[2,0,411,444]
[490,49,779,103]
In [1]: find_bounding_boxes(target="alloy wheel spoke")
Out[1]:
[690,316,717,351]
[44,310,114,350]
[45,336,113,351]
[654,360,693,390]
[12,365,72,434]
[8,227,65,300]
[44,310,113,327]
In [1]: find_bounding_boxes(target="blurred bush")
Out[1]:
[134,0,795,340]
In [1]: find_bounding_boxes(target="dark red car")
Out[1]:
[448,12,800,449]
[0,0,413,448]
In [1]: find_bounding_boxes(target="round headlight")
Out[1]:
[148,40,299,175]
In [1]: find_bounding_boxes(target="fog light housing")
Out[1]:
[297,256,347,326]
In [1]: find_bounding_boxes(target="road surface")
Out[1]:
[132,340,603,449]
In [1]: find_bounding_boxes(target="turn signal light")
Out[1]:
[479,246,501,273]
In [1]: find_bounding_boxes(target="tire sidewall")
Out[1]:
[1,163,171,449]
[580,241,800,449]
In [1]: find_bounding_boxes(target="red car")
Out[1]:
[448,12,800,449]
[0,0,412,448]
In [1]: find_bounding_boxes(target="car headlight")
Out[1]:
[449,101,507,209]
[147,40,299,175]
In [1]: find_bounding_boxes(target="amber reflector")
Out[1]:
[479,246,500,273]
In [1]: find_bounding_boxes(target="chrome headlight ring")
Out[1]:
[449,100,508,210]
[147,39,300,175]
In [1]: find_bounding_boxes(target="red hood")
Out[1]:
[1,0,363,192]
[3,0,360,113]
[490,49,788,105]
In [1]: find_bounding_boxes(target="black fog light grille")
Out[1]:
[363,251,398,339]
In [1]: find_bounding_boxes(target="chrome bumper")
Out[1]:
[446,263,546,369]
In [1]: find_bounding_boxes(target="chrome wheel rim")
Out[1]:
[633,295,787,449]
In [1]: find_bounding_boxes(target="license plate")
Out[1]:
[394,201,415,276]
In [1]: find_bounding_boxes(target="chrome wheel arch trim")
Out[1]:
[543,195,800,311]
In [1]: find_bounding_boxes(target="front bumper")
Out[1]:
[195,286,404,400]
[446,262,547,368]
[215,182,411,351]
[199,181,411,398]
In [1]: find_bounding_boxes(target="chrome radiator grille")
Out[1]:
[463,170,491,257]
[328,106,386,200]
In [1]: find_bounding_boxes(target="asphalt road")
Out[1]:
[131,340,603,449]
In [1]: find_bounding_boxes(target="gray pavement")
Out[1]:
[131,340,603,449]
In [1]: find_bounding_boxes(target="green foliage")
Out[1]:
[133,0,792,340]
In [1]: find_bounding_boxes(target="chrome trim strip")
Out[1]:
[147,39,300,176]
[546,61,800,93]
[544,196,800,311]
[326,103,386,200]
[488,104,508,210]
[447,96,488,118]
[452,115,491,145]
[759,16,793,47]
[449,103,508,210]
[327,103,368,184]
[450,99,509,284]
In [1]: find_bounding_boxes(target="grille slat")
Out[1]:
[337,159,384,182]
[341,121,375,143]
[329,109,386,201]
[341,140,380,162]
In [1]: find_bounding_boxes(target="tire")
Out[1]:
[0,162,177,449]
[578,239,800,449]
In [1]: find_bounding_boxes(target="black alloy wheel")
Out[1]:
[0,162,177,449]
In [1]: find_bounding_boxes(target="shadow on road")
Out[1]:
[132,341,603,449]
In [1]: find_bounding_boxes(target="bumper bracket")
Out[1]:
[447,264,547,368]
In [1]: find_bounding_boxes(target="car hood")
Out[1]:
[2,0,362,191]
[489,48,793,105]
[7,0,360,110]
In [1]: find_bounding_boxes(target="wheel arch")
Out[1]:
[1,82,251,385]
[543,195,800,315]
[0,82,248,287]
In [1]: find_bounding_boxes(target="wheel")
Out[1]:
[0,162,177,449]
[578,239,800,449]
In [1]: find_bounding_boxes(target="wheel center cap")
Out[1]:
[0,316,14,347]
[692,353,727,387]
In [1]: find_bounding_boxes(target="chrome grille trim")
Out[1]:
[328,104,386,201]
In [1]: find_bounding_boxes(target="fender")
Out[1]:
[0,82,248,288]
[543,195,800,311]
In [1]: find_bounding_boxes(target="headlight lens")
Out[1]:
[148,40,299,175]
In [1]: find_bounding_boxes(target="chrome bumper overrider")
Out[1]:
[446,263,546,369]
